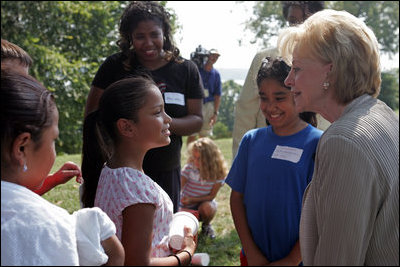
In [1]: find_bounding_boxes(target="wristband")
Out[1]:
[179,249,192,264]
[172,254,181,266]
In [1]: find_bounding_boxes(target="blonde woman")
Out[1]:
[180,137,228,239]
[279,9,399,265]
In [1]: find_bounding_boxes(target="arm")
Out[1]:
[230,190,270,266]
[267,241,301,266]
[122,204,196,266]
[181,182,222,206]
[310,138,380,265]
[34,161,82,195]
[209,95,221,127]
[180,175,188,193]
[84,85,104,117]
[122,203,156,266]
[170,98,203,136]
[101,235,125,266]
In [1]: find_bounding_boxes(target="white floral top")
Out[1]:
[94,166,173,257]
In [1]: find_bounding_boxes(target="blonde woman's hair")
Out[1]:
[187,137,228,181]
[278,9,381,105]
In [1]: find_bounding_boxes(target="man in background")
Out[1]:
[232,1,328,158]
[187,48,222,145]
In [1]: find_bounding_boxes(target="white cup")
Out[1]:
[192,253,210,266]
[169,211,199,250]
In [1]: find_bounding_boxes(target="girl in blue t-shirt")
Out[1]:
[226,57,323,266]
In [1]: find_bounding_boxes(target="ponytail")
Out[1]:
[81,110,105,208]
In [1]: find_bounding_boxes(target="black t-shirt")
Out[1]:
[92,52,204,171]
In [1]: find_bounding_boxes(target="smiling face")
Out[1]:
[131,19,164,67]
[133,85,171,150]
[259,78,301,135]
[284,47,332,114]
[287,5,306,26]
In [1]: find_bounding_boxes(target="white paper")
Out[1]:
[164,92,185,106]
[271,145,303,163]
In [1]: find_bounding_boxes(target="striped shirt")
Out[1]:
[180,163,225,209]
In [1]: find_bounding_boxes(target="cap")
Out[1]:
[209,49,220,56]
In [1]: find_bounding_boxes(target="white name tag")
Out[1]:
[204,88,209,98]
[164,92,185,106]
[271,145,303,163]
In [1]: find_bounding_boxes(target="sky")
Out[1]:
[166,1,399,71]
[166,1,258,70]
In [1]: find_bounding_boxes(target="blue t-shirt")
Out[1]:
[226,125,322,262]
[199,68,222,103]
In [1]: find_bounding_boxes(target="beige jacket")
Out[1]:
[300,95,399,265]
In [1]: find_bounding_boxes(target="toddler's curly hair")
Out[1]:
[187,137,228,181]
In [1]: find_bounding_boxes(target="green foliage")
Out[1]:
[218,80,242,134]
[379,71,399,110]
[1,1,179,154]
[242,1,399,55]
[213,122,231,139]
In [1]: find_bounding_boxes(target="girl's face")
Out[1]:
[24,107,59,190]
[284,47,332,114]
[134,85,171,150]
[259,78,300,135]
[192,148,201,169]
[131,19,164,65]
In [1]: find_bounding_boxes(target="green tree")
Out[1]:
[242,1,399,55]
[1,1,178,154]
[379,71,399,110]
[218,80,242,135]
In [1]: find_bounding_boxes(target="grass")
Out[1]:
[42,137,241,266]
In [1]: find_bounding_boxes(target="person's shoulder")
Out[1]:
[212,68,221,75]
[102,51,125,64]
[167,57,198,72]
[308,124,324,137]
[254,47,279,59]
[243,127,266,140]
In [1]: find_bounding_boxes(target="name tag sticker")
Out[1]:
[164,92,185,106]
[204,88,210,98]
[271,145,303,163]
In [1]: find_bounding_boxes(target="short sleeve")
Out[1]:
[73,207,116,266]
[225,132,251,193]
[185,60,204,99]
[91,53,126,90]
[115,168,160,211]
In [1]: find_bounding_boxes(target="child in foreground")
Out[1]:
[1,70,124,266]
[1,38,83,196]
[226,57,323,266]
[81,76,196,265]
[180,137,228,239]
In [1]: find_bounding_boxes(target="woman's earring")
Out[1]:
[323,82,330,90]
[23,162,28,172]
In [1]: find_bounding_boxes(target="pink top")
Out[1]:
[94,165,173,257]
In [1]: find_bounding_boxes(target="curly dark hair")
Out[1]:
[117,1,181,71]
[282,1,325,20]
[256,57,318,127]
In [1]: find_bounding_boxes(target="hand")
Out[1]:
[51,161,83,185]
[181,196,191,206]
[181,226,197,254]
[209,114,217,126]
